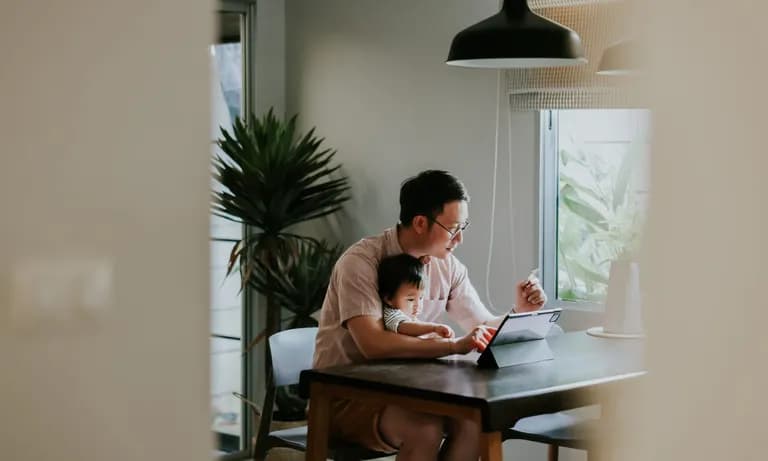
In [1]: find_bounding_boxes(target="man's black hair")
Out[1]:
[399,170,469,227]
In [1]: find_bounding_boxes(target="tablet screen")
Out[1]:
[476,308,562,368]
[486,308,562,346]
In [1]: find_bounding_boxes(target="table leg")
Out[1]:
[590,384,620,461]
[306,382,331,461]
[480,431,503,461]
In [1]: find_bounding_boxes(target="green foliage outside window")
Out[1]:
[557,144,646,303]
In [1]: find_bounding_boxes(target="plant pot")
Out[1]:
[603,260,643,335]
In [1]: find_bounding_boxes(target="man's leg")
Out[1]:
[379,405,445,461]
[440,417,481,461]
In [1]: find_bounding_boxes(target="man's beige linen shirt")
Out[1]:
[313,227,494,369]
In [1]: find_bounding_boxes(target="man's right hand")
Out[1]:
[451,325,496,354]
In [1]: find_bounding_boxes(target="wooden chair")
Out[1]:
[242,327,395,461]
[503,409,600,461]
[503,325,601,460]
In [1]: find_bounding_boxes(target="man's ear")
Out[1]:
[412,215,429,234]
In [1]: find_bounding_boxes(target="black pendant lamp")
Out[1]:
[446,0,587,68]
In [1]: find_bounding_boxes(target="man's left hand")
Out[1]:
[514,277,547,313]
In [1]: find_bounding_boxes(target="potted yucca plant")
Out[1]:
[211,109,349,423]
[212,108,349,341]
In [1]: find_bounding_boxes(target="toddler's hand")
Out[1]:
[433,324,455,338]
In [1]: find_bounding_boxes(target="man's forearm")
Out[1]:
[485,306,517,328]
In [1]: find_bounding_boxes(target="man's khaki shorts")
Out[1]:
[329,399,399,453]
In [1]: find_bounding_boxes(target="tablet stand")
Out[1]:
[477,338,554,369]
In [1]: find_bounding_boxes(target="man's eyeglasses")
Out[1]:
[428,217,470,239]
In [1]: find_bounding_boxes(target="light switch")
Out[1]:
[10,258,114,328]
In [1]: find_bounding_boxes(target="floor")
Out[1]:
[216,413,593,461]
[217,419,396,461]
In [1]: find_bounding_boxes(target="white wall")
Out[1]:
[255,0,286,116]
[285,0,540,315]
[285,1,585,459]
[0,1,212,460]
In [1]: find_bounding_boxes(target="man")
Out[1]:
[314,170,547,461]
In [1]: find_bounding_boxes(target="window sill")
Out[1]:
[548,299,604,313]
[548,301,605,332]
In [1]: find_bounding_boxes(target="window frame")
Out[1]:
[539,110,604,312]
[212,0,258,454]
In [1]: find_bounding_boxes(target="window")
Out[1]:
[210,11,245,453]
[540,109,650,309]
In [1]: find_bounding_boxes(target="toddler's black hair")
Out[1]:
[377,254,425,301]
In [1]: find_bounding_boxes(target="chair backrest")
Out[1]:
[268,327,318,387]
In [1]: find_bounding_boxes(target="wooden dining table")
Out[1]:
[299,331,645,461]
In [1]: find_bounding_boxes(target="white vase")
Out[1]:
[603,260,643,335]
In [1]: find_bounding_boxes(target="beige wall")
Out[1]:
[614,0,768,459]
[0,1,212,460]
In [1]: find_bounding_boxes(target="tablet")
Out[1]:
[477,308,562,365]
